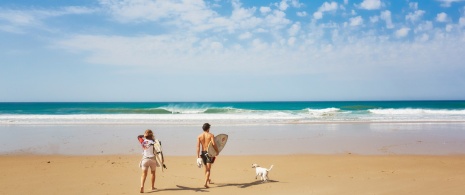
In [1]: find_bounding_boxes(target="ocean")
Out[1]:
[1,101,465,125]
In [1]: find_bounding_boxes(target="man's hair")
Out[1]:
[202,123,211,131]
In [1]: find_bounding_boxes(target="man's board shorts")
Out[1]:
[201,151,216,165]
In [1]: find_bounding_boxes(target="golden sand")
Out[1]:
[1,154,465,195]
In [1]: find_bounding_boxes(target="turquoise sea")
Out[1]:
[1,101,465,124]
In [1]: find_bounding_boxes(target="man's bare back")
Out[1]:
[198,132,214,152]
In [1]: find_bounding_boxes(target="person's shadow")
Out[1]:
[216,180,279,188]
[152,180,279,193]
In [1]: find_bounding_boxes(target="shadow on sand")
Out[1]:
[153,180,279,193]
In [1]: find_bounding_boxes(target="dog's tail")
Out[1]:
[267,165,274,171]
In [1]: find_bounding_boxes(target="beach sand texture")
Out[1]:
[1,155,465,195]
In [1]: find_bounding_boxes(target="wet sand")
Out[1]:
[1,123,465,155]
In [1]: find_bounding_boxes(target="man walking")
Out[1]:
[196,123,219,188]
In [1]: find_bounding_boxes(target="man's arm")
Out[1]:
[196,136,201,158]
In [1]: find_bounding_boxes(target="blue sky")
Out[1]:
[1,0,465,102]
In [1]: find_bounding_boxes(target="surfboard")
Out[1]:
[207,134,228,157]
[153,139,164,168]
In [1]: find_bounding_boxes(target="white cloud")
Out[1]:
[409,2,419,10]
[370,16,379,23]
[260,6,271,14]
[0,6,97,33]
[313,2,338,20]
[296,11,307,17]
[288,22,301,36]
[380,10,394,29]
[460,17,465,27]
[319,2,338,12]
[288,37,296,46]
[349,16,363,26]
[278,0,289,11]
[406,10,425,23]
[100,0,218,27]
[436,12,448,22]
[414,21,433,33]
[313,12,323,20]
[436,0,465,7]
[416,33,430,42]
[446,24,453,32]
[238,32,253,39]
[264,10,291,29]
[351,10,357,15]
[0,9,38,27]
[344,0,349,5]
[290,0,303,8]
[395,27,410,38]
[359,0,382,10]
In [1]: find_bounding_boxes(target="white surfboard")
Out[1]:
[153,139,164,168]
[207,134,228,157]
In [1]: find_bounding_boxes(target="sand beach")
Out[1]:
[1,122,465,194]
[1,154,465,195]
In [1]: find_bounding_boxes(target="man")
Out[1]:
[196,123,219,188]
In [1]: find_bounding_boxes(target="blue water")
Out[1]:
[1,101,465,124]
[1,101,465,115]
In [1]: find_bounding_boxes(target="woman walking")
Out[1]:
[137,129,159,193]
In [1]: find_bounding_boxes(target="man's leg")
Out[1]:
[204,163,211,188]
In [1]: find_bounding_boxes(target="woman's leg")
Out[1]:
[140,169,148,193]
[150,170,156,190]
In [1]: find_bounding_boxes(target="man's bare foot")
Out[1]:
[151,187,157,191]
[140,187,144,193]
[204,184,209,188]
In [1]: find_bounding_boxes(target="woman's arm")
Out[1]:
[137,135,144,144]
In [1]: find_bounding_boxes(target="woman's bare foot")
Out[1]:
[140,187,144,193]
[208,179,214,184]
[151,187,157,191]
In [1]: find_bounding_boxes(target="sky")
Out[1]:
[1,0,465,102]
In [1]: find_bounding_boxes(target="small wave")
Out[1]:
[159,106,246,114]
[369,108,465,115]
[306,108,341,114]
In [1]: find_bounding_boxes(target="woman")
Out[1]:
[137,129,159,193]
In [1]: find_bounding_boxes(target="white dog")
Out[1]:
[252,163,274,182]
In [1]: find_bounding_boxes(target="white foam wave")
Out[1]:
[369,108,465,115]
[304,108,343,117]
[0,113,304,125]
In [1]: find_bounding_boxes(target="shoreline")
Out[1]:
[2,118,465,125]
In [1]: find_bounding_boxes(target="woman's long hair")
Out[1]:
[144,129,154,141]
